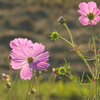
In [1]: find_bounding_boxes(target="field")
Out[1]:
[0,0,100,100]
[0,74,95,100]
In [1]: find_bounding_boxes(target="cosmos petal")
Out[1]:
[78,10,87,16]
[18,44,33,57]
[10,38,33,49]
[94,16,100,22]
[37,62,50,71]
[20,66,33,80]
[91,16,100,25]
[29,61,37,70]
[10,49,27,59]
[78,2,89,14]
[35,52,50,61]
[93,8,100,16]
[79,16,90,26]
[32,43,45,56]
[11,59,27,69]
[88,1,97,13]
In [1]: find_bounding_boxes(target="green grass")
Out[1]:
[0,75,95,100]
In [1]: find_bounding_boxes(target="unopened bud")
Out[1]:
[1,73,10,81]
[52,68,58,74]
[58,16,66,24]
[1,73,6,79]
[58,67,66,75]
[6,82,11,89]
[50,31,59,41]
[31,88,36,94]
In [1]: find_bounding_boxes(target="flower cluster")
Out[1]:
[10,38,50,80]
[78,1,100,26]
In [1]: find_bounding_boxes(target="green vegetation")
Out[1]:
[0,75,95,100]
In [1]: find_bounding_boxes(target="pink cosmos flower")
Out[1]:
[10,38,33,49]
[78,1,100,26]
[10,38,50,80]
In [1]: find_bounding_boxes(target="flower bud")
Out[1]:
[6,82,11,89]
[1,73,10,81]
[58,66,66,75]
[1,73,6,79]
[52,68,58,74]
[50,31,59,41]
[31,88,36,94]
[58,16,66,24]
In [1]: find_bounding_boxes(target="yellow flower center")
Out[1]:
[87,13,95,20]
[27,57,33,63]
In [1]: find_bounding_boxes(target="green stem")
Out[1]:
[90,24,97,75]
[90,24,98,100]
[21,79,25,100]
[27,72,34,100]
[9,61,13,100]
[98,39,100,78]
[90,24,97,58]
[94,80,98,100]
[25,72,34,100]
[59,36,74,47]
[59,36,95,79]
[25,78,32,100]
[45,74,57,100]
[76,49,96,79]
[4,70,20,100]
[74,79,87,100]
[63,23,75,45]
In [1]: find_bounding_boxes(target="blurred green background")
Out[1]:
[0,0,100,100]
